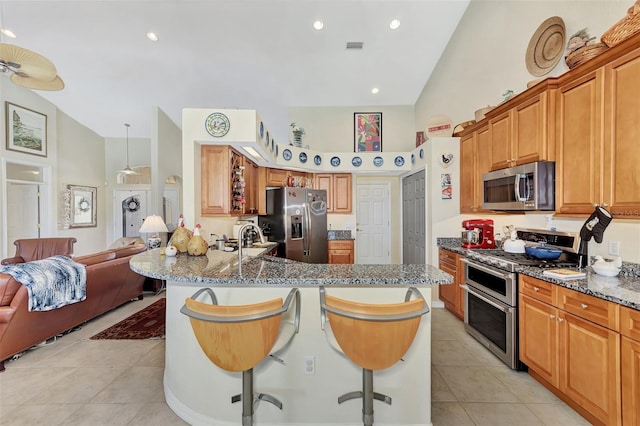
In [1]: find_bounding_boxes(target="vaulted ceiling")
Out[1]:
[0,0,470,139]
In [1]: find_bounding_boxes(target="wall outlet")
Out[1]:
[608,241,620,256]
[304,356,315,375]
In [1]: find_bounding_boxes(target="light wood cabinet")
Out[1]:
[315,173,352,214]
[488,91,552,171]
[244,160,267,215]
[437,248,464,320]
[519,275,622,426]
[621,306,640,425]
[556,44,640,219]
[266,168,288,187]
[459,125,490,213]
[328,240,354,264]
[201,145,233,215]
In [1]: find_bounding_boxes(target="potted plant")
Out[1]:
[290,122,305,147]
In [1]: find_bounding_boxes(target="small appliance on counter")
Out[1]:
[461,219,495,249]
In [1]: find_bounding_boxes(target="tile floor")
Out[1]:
[0,295,589,425]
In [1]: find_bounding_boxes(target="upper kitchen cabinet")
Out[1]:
[266,168,288,187]
[244,159,268,215]
[556,41,640,219]
[488,88,553,171]
[201,145,235,215]
[460,123,490,213]
[316,173,352,214]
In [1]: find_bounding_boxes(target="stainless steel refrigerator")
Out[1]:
[258,187,328,263]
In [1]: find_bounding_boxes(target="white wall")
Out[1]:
[415,0,640,264]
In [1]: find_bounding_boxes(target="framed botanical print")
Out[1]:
[354,112,382,152]
[6,102,47,157]
[68,185,97,228]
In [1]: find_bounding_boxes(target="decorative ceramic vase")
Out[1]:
[292,131,304,147]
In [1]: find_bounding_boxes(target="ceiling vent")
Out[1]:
[346,42,364,49]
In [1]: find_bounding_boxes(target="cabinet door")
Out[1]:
[316,174,333,212]
[328,250,353,264]
[489,111,512,170]
[475,126,491,211]
[622,336,640,426]
[438,259,458,315]
[267,168,288,187]
[201,145,231,215]
[558,311,621,426]
[459,134,476,213]
[519,294,558,386]
[555,70,604,215]
[333,174,352,213]
[244,159,259,215]
[513,92,549,165]
[603,48,640,219]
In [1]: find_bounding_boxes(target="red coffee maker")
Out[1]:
[461,219,495,249]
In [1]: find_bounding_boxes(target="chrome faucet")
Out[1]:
[237,223,265,272]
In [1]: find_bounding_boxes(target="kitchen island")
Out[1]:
[130,248,452,426]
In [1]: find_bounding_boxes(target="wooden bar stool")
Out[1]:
[181,287,300,426]
[319,287,430,426]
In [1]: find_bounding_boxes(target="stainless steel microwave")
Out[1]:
[482,161,555,211]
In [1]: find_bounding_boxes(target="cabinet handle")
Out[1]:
[558,318,565,323]
[533,287,540,292]
[580,303,588,310]
[549,314,555,320]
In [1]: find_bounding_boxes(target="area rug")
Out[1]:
[91,298,165,340]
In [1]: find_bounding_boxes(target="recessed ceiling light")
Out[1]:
[146,32,159,42]
[313,20,324,30]
[371,87,380,94]
[0,28,17,38]
[389,19,401,30]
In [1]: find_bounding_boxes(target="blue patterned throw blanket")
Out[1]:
[0,255,87,312]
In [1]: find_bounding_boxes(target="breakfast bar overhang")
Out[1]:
[130,249,452,426]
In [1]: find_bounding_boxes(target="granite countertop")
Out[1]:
[437,238,640,310]
[130,246,452,288]
[327,230,354,240]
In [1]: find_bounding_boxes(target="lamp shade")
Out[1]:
[139,215,169,234]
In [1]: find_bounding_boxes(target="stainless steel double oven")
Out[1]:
[461,258,520,369]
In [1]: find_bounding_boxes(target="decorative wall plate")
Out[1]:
[314,155,322,166]
[270,137,274,151]
[330,156,341,167]
[411,154,415,164]
[439,153,454,168]
[352,156,362,167]
[259,122,264,139]
[276,145,279,157]
[283,149,292,161]
[419,148,424,159]
[394,156,405,167]
[373,156,383,167]
[299,152,307,163]
[205,112,230,137]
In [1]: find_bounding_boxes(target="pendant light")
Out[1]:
[119,123,140,175]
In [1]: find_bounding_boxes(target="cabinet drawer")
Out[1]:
[558,287,619,331]
[438,261,456,277]
[328,240,354,250]
[438,248,457,268]
[520,275,556,305]
[620,305,640,341]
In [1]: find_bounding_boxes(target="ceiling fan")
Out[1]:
[119,123,141,176]
[0,43,64,91]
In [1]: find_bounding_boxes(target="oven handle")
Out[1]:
[460,258,515,281]
[461,285,514,314]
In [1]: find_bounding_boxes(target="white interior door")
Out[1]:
[6,183,40,255]
[114,189,149,238]
[356,183,390,264]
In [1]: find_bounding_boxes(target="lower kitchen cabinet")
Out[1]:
[621,306,640,426]
[519,275,622,426]
[328,240,354,264]
[438,248,464,320]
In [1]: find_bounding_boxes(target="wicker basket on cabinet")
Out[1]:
[601,0,640,46]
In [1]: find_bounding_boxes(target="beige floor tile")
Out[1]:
[435,365,520,403]
[487,365,560,404]
[134,341,165,367]
[431,368,458,402]
[431,402,475,426]
[0,367,76,405]
[24,366,128,404]
[462,402,543,425]
[128,402,191,425]
[91,366,165,404]
[0,403,82,425]
[526,402,592,426]
[61,402,146,425]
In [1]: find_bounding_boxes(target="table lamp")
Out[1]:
[139,215,169,249]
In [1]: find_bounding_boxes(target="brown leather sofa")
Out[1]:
[0,238,147,371]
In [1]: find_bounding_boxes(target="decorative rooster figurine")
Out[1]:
[187,224,208,256]
[172,214,193,253]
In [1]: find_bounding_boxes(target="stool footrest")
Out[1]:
[338,390,392,405]
[232,392,284,410]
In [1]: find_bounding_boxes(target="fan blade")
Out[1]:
[10,74,64,91]
[0,43,57,81]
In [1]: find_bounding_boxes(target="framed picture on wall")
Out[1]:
[5,102,47,157]
[68,185,97,228]
[354,112,382,152]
